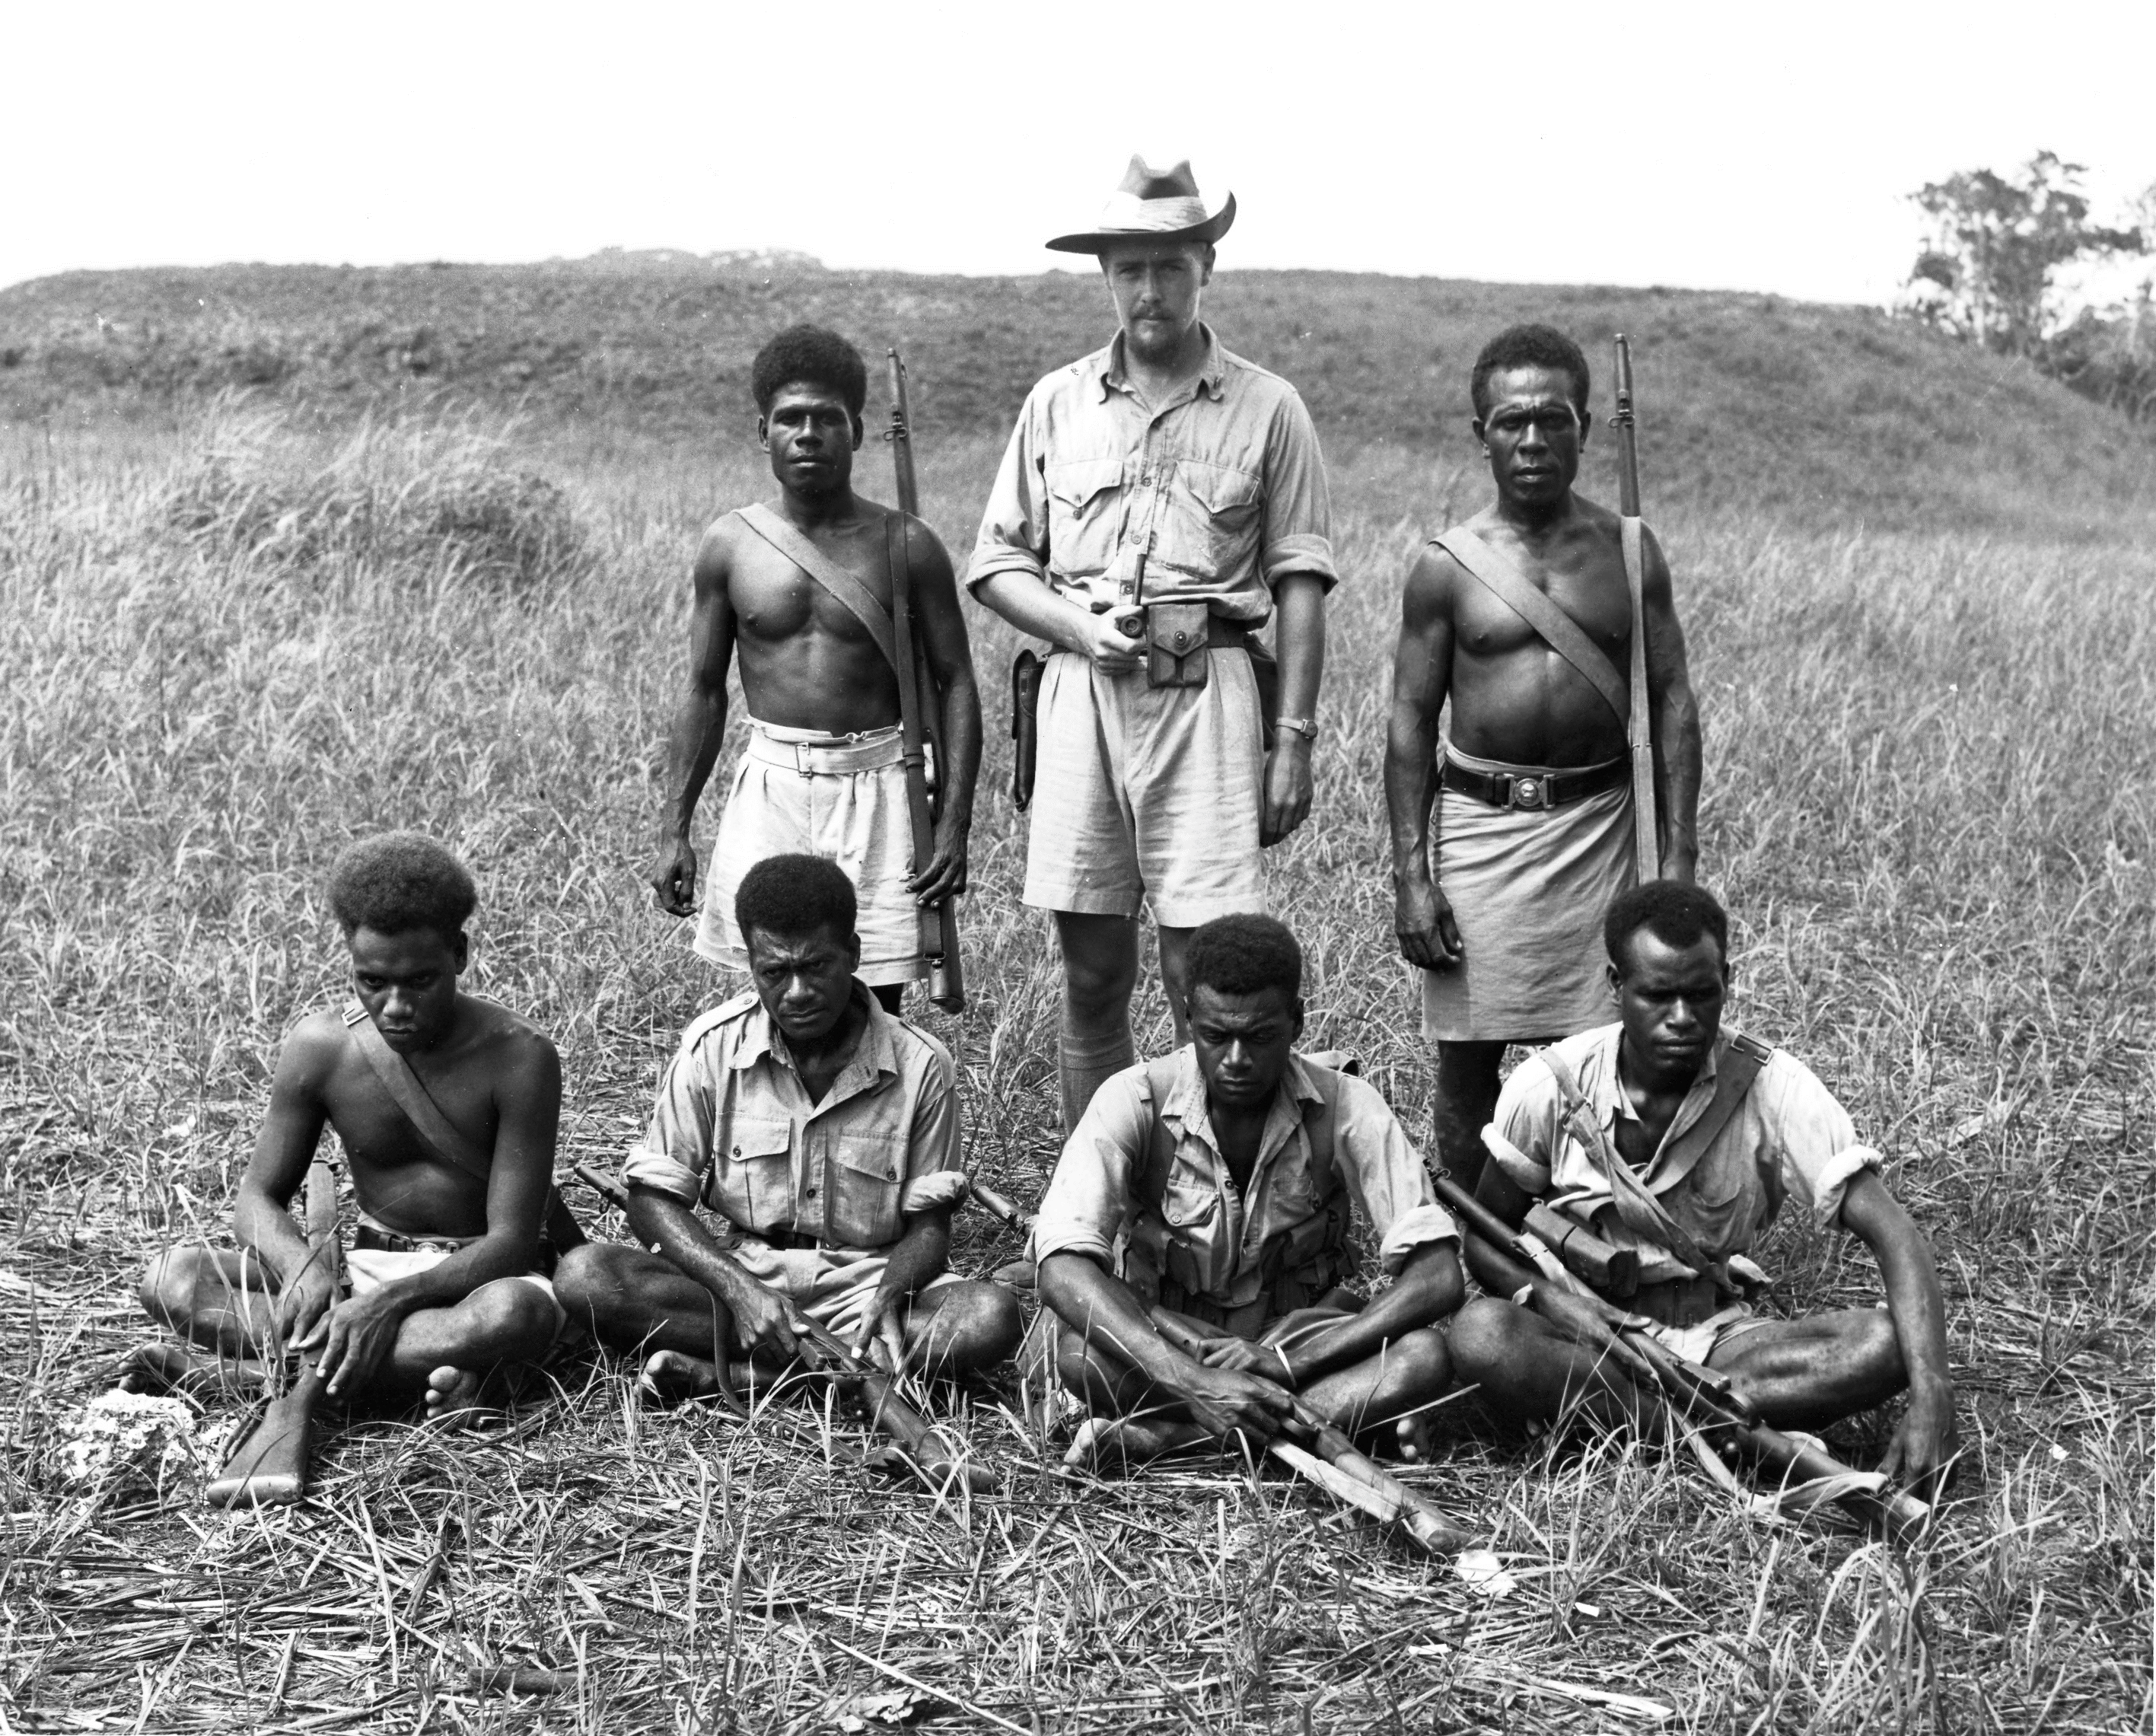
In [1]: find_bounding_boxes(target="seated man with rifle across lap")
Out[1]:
[556,855,1021,1395]
[1032,915,1466,1464]
[137,833,572,1424]
[648,323,979,1016]
[1447,881,1960,1500]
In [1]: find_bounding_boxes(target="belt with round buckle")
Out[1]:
[1510,775,1547,811]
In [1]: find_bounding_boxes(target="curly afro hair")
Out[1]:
[1470,322,1591,420]
[1605,880,1730,975]
[735,853,858,947]
[326,833,477,941]
[750,324,868,417]
[1185,913,1303,1003]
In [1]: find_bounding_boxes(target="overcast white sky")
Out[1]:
[4,0,2150,306]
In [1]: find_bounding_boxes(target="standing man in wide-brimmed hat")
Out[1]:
[970,157,1339,1134]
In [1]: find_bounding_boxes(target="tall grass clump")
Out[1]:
[0,402,2148,1734]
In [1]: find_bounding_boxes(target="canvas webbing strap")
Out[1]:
[1619,515,1659,881]
[342,1002,586,1249]
[1435,528,1629,728]
[1535,1045,1718,1281]
[1654,1033,1772,1192]
[738,503,900,674]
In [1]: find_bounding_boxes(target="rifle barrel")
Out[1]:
[1613,334,1642,518]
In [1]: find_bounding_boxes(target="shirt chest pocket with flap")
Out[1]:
[705,1114,797,1231]
[1159,460,1263,583]
[1044,458,1126,582]
[812,1126,907,1250]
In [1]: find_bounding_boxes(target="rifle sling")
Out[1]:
[342,1003,584,1250]
[1435,527,1629,729]
[737,503,902,675]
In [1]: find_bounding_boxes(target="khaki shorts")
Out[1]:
[696,721,927,988]
[1024,647,1264,926]
[1642,1302,1772,1367]
[345,1245,568,1342]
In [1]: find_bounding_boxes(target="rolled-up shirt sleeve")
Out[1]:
[1757,1053,1883,1230]
[1029,1065,1151,1268]
[620,1042,716,1206]
[899,1056,965,1215]
[1485,1056,1561,1195]
[1331,1076,1458,1273]
[967,399,1049,595]
[1259,390,1337,591]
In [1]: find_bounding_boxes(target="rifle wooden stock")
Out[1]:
[1145,1307,1477,1556]
[885,347,963,1012]
[963,1176,1035,1233]
[1611,333,1660,882]
[205,1159,340,1508]
[1431,1174,1929,1540]
[573,1164,992,1494]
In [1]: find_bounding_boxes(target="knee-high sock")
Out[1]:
[1059,1013,1135,1136]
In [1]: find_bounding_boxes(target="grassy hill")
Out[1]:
[5,255,2151,534]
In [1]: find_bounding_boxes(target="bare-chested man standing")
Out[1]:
[651,325,981,1013]
[1386,324,1702,1187]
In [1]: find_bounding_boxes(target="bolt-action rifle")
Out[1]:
[205,1159,341,1508]
[1430,1172,1930,1540]
[572,1164,992,1496]
[884,349,964,1011]
[1611,334,1661,884]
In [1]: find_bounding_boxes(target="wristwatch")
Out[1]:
[1272,715,1320,741]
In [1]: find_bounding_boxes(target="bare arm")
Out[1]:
[651,525,739,916]
[1838,1169,1959,1493]
[625,1183,808,1362]
[1638,527,1701,881]
[1260,572,1326,846]
[847,1206,953,1359]
[309,1034,561,1397]
[232,1021,340,1339]
[1384,547,1463,967]
[972,570,1147,673]
[1244,1243,1463,1388]
[904,522,982,904]
[1037,1252,1295,1438]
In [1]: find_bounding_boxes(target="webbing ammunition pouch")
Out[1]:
[1144,602,1213,690]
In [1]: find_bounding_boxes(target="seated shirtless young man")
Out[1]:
[556,855,1020,1394]
[1448,881,1960,1497]
[1032,914,1466,1464]
[136,833,566,1420]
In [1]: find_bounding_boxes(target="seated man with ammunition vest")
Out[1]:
[555,855,1021,1394]
[1032,914,1464,1462]
[1448,881,1960,1495]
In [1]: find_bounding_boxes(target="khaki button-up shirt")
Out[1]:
[1483,1022,1884,1287]
[969,326,1337,625]
[1032,1049,1457,1312]
[621,987,967,1253]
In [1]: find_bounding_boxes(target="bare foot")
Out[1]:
[1063,1413,1211,1469]
[1395,1411,1439,1464]
[123,1342,272,1397]
[422,1366,485,1426]
[639,1349,724,1404]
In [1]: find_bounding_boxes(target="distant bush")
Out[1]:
[164,406,593,587]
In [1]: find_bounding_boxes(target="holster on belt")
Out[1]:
[1144,602,1212,690]
[1009,649,1043,812]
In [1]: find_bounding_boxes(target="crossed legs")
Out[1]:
[137,1245,560,1420]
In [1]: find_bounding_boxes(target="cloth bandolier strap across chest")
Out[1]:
[1119,1056,1351,1336]
[1534,1031,1773,1295]
[342,1002,587,1265]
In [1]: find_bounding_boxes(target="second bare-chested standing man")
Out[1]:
[651,326,981,1014]
[1386,323,1702,1188]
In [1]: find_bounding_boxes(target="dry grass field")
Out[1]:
[1,261,2151,1734]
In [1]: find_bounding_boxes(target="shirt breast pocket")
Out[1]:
[1045,458,1126,581]
[1169,460,1263,581]
[826,1131,906,1249]
[709,1115,795,1231]
[1158,1168,1225,1292]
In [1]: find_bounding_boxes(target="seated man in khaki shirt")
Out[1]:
[555,855,1020,1394]
[1450,881,1959,1496]
[1031,915,1466,1462]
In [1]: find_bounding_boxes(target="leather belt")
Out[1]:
[744,728,905,776]
[1441,753,1626,812]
